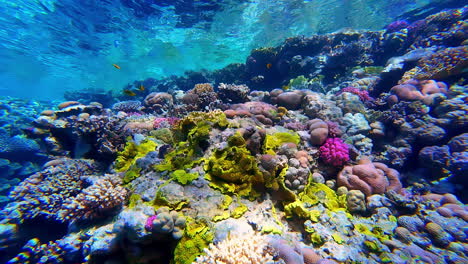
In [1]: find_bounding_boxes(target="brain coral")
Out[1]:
[337,158,402,196]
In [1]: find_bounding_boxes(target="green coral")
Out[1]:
[150,128,174,144]
[332,233,344,244]
[287,75,311,90]
[155,111,228,172]
[299,182,347,211]
[231,202,248,218]
[114,138,158,184]
[173,218,214,264]
[128,193,142,209]
[171,170,199,185]
[284,201,320,222]
[364,240,383,254]
[354,223,391,242]
[263,131,300,155]
[204,135,264,198]
[115,138,158,172]
[310,232,325,246]
[153,187,189,211]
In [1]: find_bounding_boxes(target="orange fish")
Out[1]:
[123,90,136,96]
[113,64,121,69]
[139,84,145,91]
[266,63,272,69]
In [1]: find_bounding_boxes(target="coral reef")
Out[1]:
[0,6,467,264]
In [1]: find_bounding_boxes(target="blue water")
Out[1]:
[0,0,451,100]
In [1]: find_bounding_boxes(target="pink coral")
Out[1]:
[319,138,350,166]
[336,87,373,102]
[337,158,402,196]
[153,117,180,129]
[389,79,448,104]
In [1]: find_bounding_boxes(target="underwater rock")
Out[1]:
[217,83,250,104]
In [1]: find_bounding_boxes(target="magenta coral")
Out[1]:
[319,138,350,166]
[145,215,158,231]
[337,87,373,102]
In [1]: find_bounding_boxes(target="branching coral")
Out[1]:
[58,175,127,222]
[3,159,101,222]
[402,46,468,81]
[193,232,275,264]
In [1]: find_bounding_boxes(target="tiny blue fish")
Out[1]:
[114,40,120,48]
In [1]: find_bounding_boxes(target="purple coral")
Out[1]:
[385,20,409,33]
[319,138,350,166]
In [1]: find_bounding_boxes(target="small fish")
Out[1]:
[139,84,145,91]
[124,90,136,96]
[266,63,272,69]
[114,40,120,48]
[113,64,121,69]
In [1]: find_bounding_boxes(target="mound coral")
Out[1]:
[308,119,329,146]
[217,83,250,104]
[182,83,218,110]
[143,92,174,113]
[3,159,103,222]
[145,207,186,240]
[389,79,448,105]
[337,158,402,196]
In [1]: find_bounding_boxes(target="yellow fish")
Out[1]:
[123,90,136,96]
[139,84,145,91]
[113,64,121,69]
